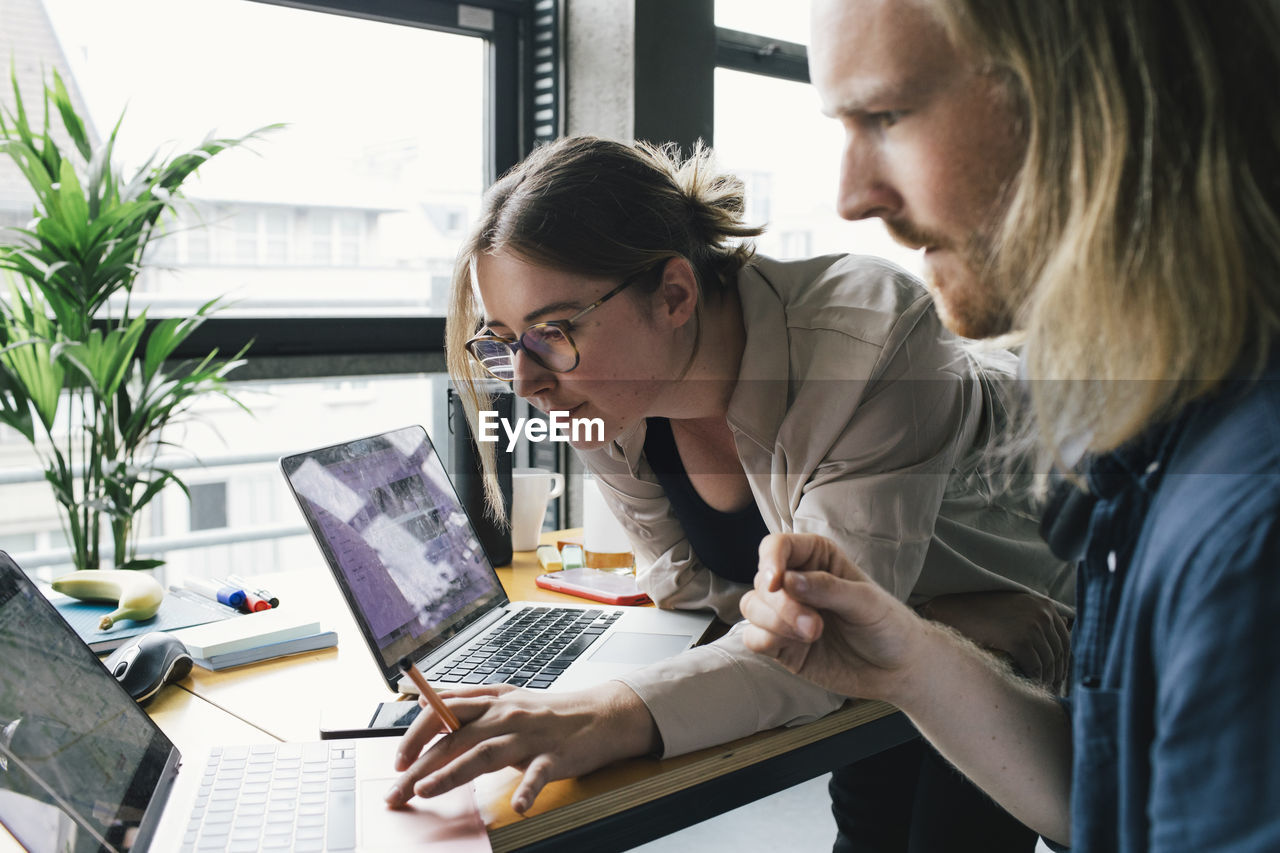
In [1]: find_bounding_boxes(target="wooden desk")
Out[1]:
[164,535,912,853]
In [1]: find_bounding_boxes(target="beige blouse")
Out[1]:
[582,253,1074,758]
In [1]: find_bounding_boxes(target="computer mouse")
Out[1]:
[103,632,194,704]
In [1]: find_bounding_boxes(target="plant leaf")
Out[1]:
[51,69,92,161]
[0,280,64,430]
[2,69,268,573]
[114,558,165,572]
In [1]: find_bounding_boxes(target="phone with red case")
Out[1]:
[535,567,652,606]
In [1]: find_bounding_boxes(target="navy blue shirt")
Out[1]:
[1060,364,1280,850]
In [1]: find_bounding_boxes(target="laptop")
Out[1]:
[279,426,714,696]
[0,552,488,852]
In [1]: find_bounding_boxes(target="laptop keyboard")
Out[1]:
[426,606,621,690]
[182,741,358,852]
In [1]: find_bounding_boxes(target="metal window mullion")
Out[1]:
[11,523,311,571]
[488,8,524,181]
[715,27,810,83]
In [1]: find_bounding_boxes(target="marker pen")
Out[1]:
[238,589,273,613]
[183,576,246,610]
[226,573,280,608]
[210,578,269,614]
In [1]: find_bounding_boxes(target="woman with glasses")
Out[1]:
[389,135,1072,851]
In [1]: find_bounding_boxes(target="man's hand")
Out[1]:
[384,681,659,814]
[740,533,933,705]
[744,533,1075,843]
[918,591,1071,688]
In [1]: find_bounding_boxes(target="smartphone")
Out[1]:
[318,699,421,739]
[534,567,651,606]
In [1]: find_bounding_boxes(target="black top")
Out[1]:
[642,417,770,584]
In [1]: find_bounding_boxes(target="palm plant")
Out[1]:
[0,69,276,571]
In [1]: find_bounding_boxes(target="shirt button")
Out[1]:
[1107,551,1117,573]
[1145,461,1160,475]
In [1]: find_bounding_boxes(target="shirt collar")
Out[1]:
[724,262,790,448]
[1085,409,1189,500]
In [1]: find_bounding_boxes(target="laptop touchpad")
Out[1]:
[359,779,489,850]
[588,632,693,665]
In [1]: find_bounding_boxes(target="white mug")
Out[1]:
[510,467,565,551]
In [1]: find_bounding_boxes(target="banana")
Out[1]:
[51,569,166,630]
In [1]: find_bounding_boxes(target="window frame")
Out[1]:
[715,27,809,84]
[132,0,529,372]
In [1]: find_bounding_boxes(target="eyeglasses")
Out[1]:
[464,272,644,382]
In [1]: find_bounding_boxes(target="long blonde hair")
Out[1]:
[929,0,1280,470]
[445,136,763,518]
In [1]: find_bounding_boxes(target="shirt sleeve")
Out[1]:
[1147,492,1280,851]
[615,623,848,757]
[588,452,851,757]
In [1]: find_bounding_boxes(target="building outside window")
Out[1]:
[188,482,229,533]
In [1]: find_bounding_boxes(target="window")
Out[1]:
[4,0,498,323]
[0,210,25,236]
[188,482,229,532]
[713,7,925,277]
[430,275,453,314]
[234,210,261,265]
[0,0,523,578]
[780,230,813,259]
[2,533,37,554]
[308,211,335,267]
[715,0,812,45]
[263,208,290,266]
[152,372,450,584]
[186,207,214,265]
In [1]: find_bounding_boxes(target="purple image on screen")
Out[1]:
[287,430,502,665]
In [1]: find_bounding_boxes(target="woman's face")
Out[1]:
[473,251,684,449]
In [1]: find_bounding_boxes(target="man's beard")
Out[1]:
[885,219,1015,340]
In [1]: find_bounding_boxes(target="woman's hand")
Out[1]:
[918,591,1071,688]
[740,533,933,705]
[384,681,659,814]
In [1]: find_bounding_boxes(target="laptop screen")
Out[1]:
[0,554,177,853]
[280,426,506,680]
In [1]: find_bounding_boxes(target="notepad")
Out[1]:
[189,629,338,670]
[172,608,322,657]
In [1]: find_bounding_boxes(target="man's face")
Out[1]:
[810,0,1026,339]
